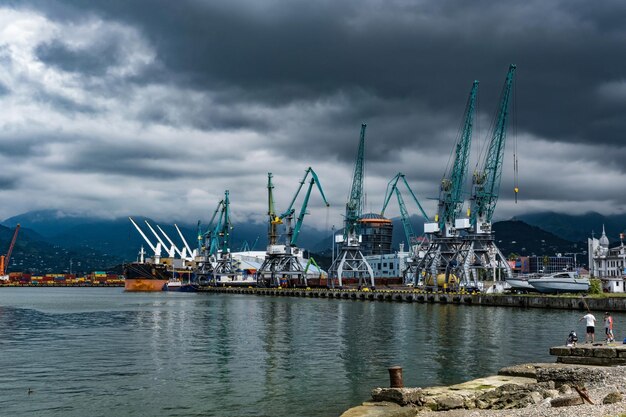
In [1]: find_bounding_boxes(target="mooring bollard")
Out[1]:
[388,366,403,388]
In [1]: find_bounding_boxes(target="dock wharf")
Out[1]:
[199,287,626,312]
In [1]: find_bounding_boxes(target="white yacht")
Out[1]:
[527,271,589,293]
[506,274,541,292]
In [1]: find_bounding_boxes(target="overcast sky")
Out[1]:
[0,0,625,231]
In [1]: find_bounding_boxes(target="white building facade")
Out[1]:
[588,226,626,280]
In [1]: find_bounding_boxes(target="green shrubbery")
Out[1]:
[589,278,602,295]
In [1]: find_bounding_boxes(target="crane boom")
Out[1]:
[394,188,417,247]
[144,220,173,256]
[219,190,231,254]
[267,173,281,246]
[471,64,516,230]
[381,173,428,250]
[0,224,20,276]
[129,217,157,253]
[381,173,428,220]
[438,80,479,232]
[290,170,330,246]
[344,123,367,238]
[157,225,185,258]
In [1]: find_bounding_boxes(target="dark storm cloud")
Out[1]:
[2,0,626,220]
[23,0,626,156]
[0,81,9,96]
[35,39,120,76]
[0,175,18,190]
[36,91,97,114]
[0,136,48,158]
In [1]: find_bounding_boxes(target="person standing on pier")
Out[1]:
[579,312,597,343]
[604,312,614,343]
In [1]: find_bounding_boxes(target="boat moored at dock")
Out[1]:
[527,271,590,293]
[124,262,170,292]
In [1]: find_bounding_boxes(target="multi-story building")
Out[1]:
[358,213,393,256]
[588,227,626,278]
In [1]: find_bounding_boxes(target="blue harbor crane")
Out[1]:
[257,168,329,287]
[329,124,375,288]
[380,173,430,283]
[416,81,480,289]
[381,173,429,248]
[458,64,517,287]
[198,190,237,285]
[470,65,516,233]
[437,80,479,236]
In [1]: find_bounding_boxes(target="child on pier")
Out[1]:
[566,330,578,347]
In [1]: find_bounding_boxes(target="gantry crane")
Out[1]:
[458,64,517,286]
[329,124,375,288]
[197,190,236,285]
[257,168,329,287]
[417,80,479,288]
[0,224,20,279]
[380,173,430,282]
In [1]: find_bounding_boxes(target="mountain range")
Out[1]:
[1,210,623,274]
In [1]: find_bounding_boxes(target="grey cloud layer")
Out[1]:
[0,0,625,225]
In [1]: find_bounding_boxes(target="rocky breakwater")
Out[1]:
[340,363,626,417]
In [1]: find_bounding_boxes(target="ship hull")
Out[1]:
[123,262,171,292]
[125,278,169,292]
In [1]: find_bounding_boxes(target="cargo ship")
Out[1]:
[124,262,170,291]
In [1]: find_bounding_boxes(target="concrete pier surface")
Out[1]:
[200,286,626,312]
[339,361,626,416]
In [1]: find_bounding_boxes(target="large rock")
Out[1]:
[475,383,545,410]
[537,365,611,387]
[434,394,465,411]
[371,388,423,406]
[340,401,420,417]
[498,363,538,379]
[550,395,584,407]
[603,391,623,404]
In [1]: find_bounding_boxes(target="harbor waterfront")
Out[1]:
[2,288,626,417]
[201,286,626,312]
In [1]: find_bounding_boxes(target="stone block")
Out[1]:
[571,347,594,357]
[549,347,571,356]
[434,394,465,411]
[371,387,423,406]
[557,356,626,366]
[616,348,626,358]
[550,395,584,407]
[593,348,617,358]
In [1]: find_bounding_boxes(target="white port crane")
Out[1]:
[156,225,192,261]
[175,224,196,258]
[129,217,162,261]
[144,221,176,258]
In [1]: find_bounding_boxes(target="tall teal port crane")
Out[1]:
[454,65,517,287]
[470,64,516,232]
[329,123,375,288]
[437,80,479,236]
[280,167,329,247]
[417,80,480,288]
[344,123,366,240]
[258,168,329,287]
[199,190,236,285]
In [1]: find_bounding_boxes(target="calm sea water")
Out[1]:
[0,288,618,417]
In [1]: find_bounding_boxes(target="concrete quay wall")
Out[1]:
[200,287,626,311]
